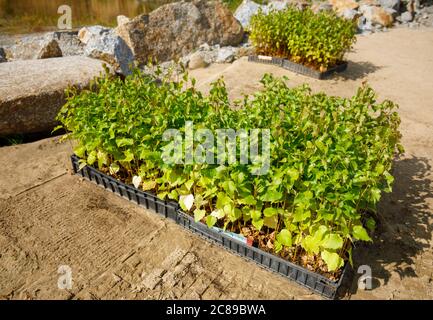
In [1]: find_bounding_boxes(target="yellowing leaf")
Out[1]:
[179,194,194,212]
[132,175,142,189]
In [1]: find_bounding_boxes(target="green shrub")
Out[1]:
[249,7,357,71]
[57,68,402,276]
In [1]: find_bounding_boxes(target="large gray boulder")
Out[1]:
[5,34,63,61]
[79,26,134,75]
[115,0,244,64]
[234,0,264,28]
[0,56,108,136]
[4,31,84,61]
[234,0,291,29]
[37,38,62,59]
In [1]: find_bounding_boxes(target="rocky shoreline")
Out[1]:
[1,0,432,70]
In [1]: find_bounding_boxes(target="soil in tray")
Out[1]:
[93,165,345,282]
[210,218,344,282]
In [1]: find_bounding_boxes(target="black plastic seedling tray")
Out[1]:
[71,155,178,221]
[176,210,347,299]
[248,55,348,79]
[71,154,348,299]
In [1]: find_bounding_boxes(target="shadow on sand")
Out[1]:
[334,61,382,81]
[348,156,433,294]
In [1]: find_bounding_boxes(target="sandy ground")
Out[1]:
[1,27,432,300]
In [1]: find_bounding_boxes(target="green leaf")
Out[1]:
[252,218,264,231]
[276,229,292,247]
[263,207,278,217]
[322,233,344,250]
[157,191,168,200]
[87,151,97,165]
[274,240,283,253]
[263,215,278,229]
[260,190,282,202]
[185,179,194,191]
[352,225,372,242]
[370,187,381,203]
[292,207,311,223]
[238,195,257,205]
[116,138,134,147]
[122,150,134,162]
[109,163,120,175]
[366,217,376,232]
[206,215,217,228]
[286,168,299,182]
[250,209,262,221]
[301,226,328,254]
[74,146,86,158]
[222,180,237,197]
[321,250,344,272]
[194,209,206,223]
[375,163,385,175]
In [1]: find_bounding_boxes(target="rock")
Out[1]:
[372,6,394,26]
[286,0,310,10]
[237,44,255,58]
[216,46,237,63]
[406,0,421,14]
[359,4,374,20]
[116,0,243,65]
[52,31,85,57]
[267,0,289,11]
[81,26,134,75]
[328,0,359,14]
[384,8,398,18]
[114,15,148,57]
[199,43,211,51]
[117,15,130,26]
[400,11,414,22]
[341,8,360,20]
[234,0,293,28]
[359,0,378,5]
[0,56,108,136]
[0,48,6,63]
[188,51,209,70]
[4,33,74,61]
[311,2,333,13]
[378,0,400,11]
[360,4,394,26]
[357,15,373,32]
[37,38,62,59]
[234,0,263,28]
[78,25,106,45]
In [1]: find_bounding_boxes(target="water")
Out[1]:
[0,0,176,34]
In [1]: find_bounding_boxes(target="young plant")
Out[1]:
[249,6,357,71]
[57,68,402,277]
